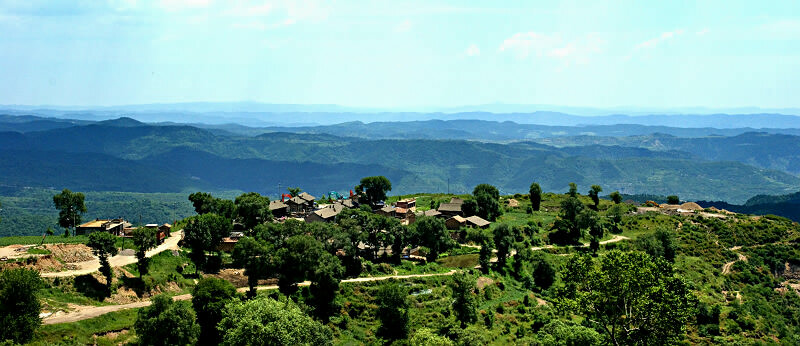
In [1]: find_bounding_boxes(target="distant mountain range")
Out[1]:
[1,114,799,203]
[3,102,800,127]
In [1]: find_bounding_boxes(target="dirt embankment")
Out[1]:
[46,244,95,262]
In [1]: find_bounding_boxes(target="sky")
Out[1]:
[1,0,800,109]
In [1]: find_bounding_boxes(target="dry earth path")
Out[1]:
[41,231,183,278]
[41,270,457,325]
[722,246,748,275]
[463,234,630,263]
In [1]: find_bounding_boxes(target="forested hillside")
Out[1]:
[1,117,798,204]
[4,188,800,345]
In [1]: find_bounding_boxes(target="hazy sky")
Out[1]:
[1,0,799,108]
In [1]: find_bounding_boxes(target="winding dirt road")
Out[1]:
[41,270,457,325]
[722,246,748,275]
[41,235,633,325]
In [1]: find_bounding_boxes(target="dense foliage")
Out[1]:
[134,295,200,346]
[217,297,332,346]
[0,268,43,344]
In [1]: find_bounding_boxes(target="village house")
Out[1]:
[144,223,173,243]
[437,203,463,218]
[286,196,314,215]
[465,215,491,229]
[377,205,396,218]
[306,203,345,223]
[417,209,442,218]
[395,198,416,210]
[445,215,467,230]
[269,200,289,218]
[75,218,131,236]
[218,231,245,252]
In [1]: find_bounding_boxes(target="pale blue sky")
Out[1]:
[1,0,799,109]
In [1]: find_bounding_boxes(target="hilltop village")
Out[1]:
[1,176,800,345]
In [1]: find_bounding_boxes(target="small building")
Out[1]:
[417,209,442,218]
[269,200,289,218]
[75,219,131,236]
[298,192,316,205]
[143,223,172,243]
[445,215,467,230]
[465,215,491,229]
[377,205,396,218]
[286,196,312,214]
[333,199,358,209]
[450,197,464,205]
[396,198,416,210]
[306,204,344,223]
[438,203,463,218]
[218,231,245,252]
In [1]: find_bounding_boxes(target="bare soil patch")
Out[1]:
[476,276,494,289]
[45,243,94,262]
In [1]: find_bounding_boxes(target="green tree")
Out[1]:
[411,216,455,262]
[578,209,604,252]
[188,192,235,219]
[493,223,515,269]
[636,228,677,263]
[355,176,392,207]
[551,195,585,245]
[513,244,534,279]
[409,328,454,346]
[231,236,273,298]
[309,252,345,322]
[450,273,479,327]
[556,251,696,346]
[588,185,603,210]
[529,182,542,211]
[87,231,118,288]
[287,187,302,197]
[217,297,332,346]
[52,188,87,237]
[131,227,158,276]
[667,195,680,204]
[376,280,410,341]
[390,222,410,264]
[183,213,231,273]
[531,252,556,290]
[535,320,602,346]
[192,277,239,345]
[473,184,502,221]
[0,268,43,344]
[470,229,494,273]
[234,192,271,230]
[135,294,200,346]
[609,191,622,204]
[461,199,479,217]
[276,235,324,297]
[606,203,627,234]
[568,182,578,198]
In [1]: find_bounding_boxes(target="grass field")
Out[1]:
[30,309,139,346]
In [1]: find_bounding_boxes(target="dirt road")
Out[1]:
[722,246,748,275]
[42,270,457,325]
[41,230,183,278]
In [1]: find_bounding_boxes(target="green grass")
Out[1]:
[121,249,196,295]
[437,254,479,268]
[0,235,89,247]
[26,247,51,255]
[28,308,139,346]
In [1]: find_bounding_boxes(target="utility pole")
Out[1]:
[447,177,450,195]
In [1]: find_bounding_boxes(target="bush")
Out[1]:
[134,295,200,346]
